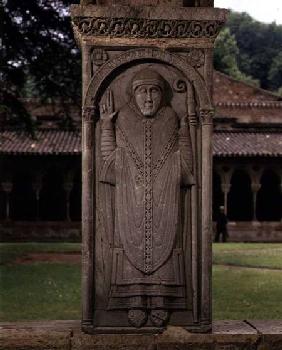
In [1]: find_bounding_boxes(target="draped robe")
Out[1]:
[100,101,194,310]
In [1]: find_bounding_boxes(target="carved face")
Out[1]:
[134,84,162,117]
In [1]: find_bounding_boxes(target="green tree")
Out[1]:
[214,28,258,86]
[227,11,282,90]
[268,52,282,91]
[1,0,80,130]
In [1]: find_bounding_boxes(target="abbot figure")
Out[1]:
[99,68,195,328]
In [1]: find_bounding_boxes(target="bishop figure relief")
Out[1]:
[99,68,195,328]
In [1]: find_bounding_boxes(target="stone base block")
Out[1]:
[1,320,282,350]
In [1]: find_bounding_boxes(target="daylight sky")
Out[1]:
[214,0,282,25]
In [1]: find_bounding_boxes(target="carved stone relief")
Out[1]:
[72,17,224,39]
[94,62,197,328]
[71,0,226,332]
[91,48,109,67]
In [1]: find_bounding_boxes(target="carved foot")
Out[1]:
[150,310,169,327]
[128,309,148,328]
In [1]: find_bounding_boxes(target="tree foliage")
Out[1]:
[1,0,80,130]
[268,52,282,91]
[215,11,282,93]
[214,28,259,86]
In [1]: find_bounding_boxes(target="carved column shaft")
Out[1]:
[200,109,213,323]
[187,82,198,323]
[81,107,95,324]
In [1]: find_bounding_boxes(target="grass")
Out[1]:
[213,243,282,269]
[0,243,81,321]
[0,242,81,265]
[212,243,282,319]
[0,242,282,321]
[0,263,81,321]
[213,265,282,319]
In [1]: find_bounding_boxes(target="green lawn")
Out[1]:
[213,243,282,269]
[0,242,81,265]
[0,242,282,321]
[0,243,81,321]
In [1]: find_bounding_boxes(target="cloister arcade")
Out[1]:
[213,159,282,242]
[0,158,81,223]
[213,161,281,222]
[0,155,281,241]
[0,156,82,241]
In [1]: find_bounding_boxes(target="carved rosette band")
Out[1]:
[72,17,224,39]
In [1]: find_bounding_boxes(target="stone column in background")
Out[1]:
[251,183,261,222]
[32,174,43,221]
[63,178,74,221]
[1,181,13,221]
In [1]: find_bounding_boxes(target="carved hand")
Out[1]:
[100,90,117,123]
[100,89,116,161]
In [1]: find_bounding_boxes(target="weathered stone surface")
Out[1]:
[71,0,226,333]
[156,326,214,350]
[250,320,282,334]
[0,321,75,350]
[71,331,154,350]
[1,321,282,350]
[213,321,259,350]
[251,321,282,350]
[71,5,227,22]
[80,0,214,7]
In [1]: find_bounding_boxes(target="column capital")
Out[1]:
[1,181,13,193]
[63,181,74,193]
[251,183,261,193]
[221,183,231,193]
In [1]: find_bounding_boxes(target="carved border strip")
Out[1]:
[144,120,153,273]
[117,125,144,178]
[73,17,224,39]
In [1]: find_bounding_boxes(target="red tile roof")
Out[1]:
[0,130,81,155]
[213,71,282,104]
[213,131,282,157]
[1,129,281,158]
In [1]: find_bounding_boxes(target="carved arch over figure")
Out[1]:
[83,48,212,113]
[80,46,214,329]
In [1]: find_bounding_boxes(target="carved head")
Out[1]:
[132,69,164,117]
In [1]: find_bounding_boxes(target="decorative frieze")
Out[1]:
[72,17,224,39]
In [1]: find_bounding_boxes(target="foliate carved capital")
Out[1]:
[91,48,109,67]
[71,21,82,48]
[186,49,205,68]
[72,17,224,39]
[82,106,97,122]
[199,109,214,126]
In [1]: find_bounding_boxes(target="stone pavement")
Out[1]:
[1,320,282,349]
